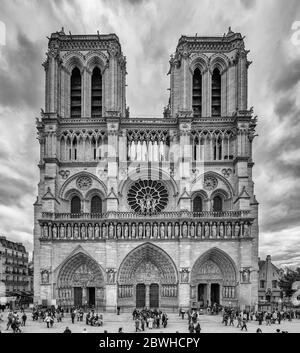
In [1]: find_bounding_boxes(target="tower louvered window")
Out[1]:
[91,67,102,117]
[192,68,202,117]
[70,67,81,118]
[211,68,221,117]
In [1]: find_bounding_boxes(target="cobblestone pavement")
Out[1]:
[1,311,300,333]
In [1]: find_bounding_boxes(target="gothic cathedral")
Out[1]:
[34,28,259,311]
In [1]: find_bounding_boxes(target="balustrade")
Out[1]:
[39,217,253,241]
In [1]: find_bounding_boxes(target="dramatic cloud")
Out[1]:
[0,0,300,267]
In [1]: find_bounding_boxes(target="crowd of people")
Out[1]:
[132,308,168,331]
[219,307,300,332]
[1,303,300,333]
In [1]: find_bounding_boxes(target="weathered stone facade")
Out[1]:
[34,28,259,311]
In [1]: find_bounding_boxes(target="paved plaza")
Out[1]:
[1,311,300,333]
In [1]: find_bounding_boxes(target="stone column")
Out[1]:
[207,283,211,306]
[145,284,150,308]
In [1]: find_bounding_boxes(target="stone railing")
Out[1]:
[39,211,253,241]
[41,210,251,221]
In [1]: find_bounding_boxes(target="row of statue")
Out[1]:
[223,286,235,299]
[161,285,177,297]
[118,285,133,298]
[41,221,251,239]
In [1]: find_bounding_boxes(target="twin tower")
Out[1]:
[34,28,259,311]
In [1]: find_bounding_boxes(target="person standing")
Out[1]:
[21,312,27,326]
[71,310,75,324]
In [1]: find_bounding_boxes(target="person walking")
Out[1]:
[241,317,248,331]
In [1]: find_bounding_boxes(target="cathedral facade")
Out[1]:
[34,28,259,311]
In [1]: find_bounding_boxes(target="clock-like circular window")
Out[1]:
[127,180,169,214]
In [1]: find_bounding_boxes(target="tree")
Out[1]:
[279,267,300,297]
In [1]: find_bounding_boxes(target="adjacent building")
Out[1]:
[34,28,259,311]
[258,255,283,308]
[0,236,30,297]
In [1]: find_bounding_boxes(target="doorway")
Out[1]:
[87,287,95,307]
[74,287,83,307]
[149,283,159,308]
[136,283,146,308]
[198,283,207,307]
[211,283,220,305]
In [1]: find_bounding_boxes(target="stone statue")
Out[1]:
[102,224,107,238]
[167,223,172,238]
[204,223,210,238]
[60,225,65,238]
[88,224,93,238]
[43,225,48,238]
[219,223,224,238]
[235,222,240,237]
[190,223,195,237]
[41,270,49,284]
[182,223,187,237]
[95,224,100,238]
[160,224,165,238]
[117,224,122,238]
[81,225,86,239]
[146,223,151,238]
[226,223,232,238]
[174,223,179,238]
[242,269,250,283]
[244,223,250,237]
[197,223,202,238]
[131,223,136,238]
[138,223,143,238]
[153,223,158,238]
[124,224,128,238]
[67,224,72,238]
[212,223,217,238]
[109,224,114,238]
[52,225,57,238]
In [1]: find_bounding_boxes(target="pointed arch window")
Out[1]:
[192,68,202,117]
[91,195,102,214]
[70,67,81,118]
[211,68,221,117]
[193,196,203,213]
[71,196,81,214]
[213,195,222,212]
[91,67,102,118]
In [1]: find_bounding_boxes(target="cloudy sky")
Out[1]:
[0,0,300,267]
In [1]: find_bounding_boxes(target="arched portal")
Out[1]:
[56,252,105,309]
[191,248,237,307]
[117,243,178,309]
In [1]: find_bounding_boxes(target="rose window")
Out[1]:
[127,180,169,214]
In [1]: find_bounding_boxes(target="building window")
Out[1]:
[272,280,277,289]
[213,196,222,212]
[71,196,81,214]
[211,68,221,117]
[193,196,203,213]
[70,67,81,118]
[91,67,102,117]
[260,280,265,289]
[91,195,102,214]
[192,68,202,117]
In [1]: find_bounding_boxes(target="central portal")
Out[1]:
[136,283,146,308]
[136,283,159,308]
